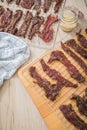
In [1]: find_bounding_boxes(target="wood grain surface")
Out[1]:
[18,33,87,130]
[0,0,87,130]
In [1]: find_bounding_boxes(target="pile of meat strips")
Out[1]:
[29,30,87,130]
[0,0,63,42]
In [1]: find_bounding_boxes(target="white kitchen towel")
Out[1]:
[0,32,30,86]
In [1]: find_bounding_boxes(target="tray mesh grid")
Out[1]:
[19,40,87,130]
[0,0,66,49]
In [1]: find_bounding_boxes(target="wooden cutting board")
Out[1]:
[18,33,87,130]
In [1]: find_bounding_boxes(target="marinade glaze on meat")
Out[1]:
[40,59,77,88]
[54,0,63,13]
[0,8,12,28]
[33,0,41,10]
[60,104,87,130]
[43,0,52,13]
[40,15,58,42]
[29,66,59,101]
[17,11,33,37]
[5,10,23,34]
[21,0,34,9]
[71,88,87,117]
[28,14,44,40]
[65,39,87,59]
[48,50,85,83]
[61,43,87,75]
[76,31,87,48]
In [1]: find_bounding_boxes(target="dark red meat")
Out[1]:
[76,31,87,48]
[5,10,23,34]
[65,39,87,59]
[29,66,60,101]
[42,15,58,31]
[48,50,85,83]
[28,15,44,40]
[21,0,34,9]
[33,0,41,10]
[40,28,54,42]
[43,0,51,13]
[61,43,87,75]
[0,8,12,28]
[17,11,33,37]
[0,6,4,15]
[54,0,63,13]
[59,104,87,130]
[71,89,87,117]
[40,59,78,88]
[40,15,58,43]
[10,10,23,27]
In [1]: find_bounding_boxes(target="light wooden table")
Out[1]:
[0,0,87,130]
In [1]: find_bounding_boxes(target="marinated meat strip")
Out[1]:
[40,15,58,42]
[16,0,21,5]
[16,11,33,37]
[33,0,41,10]
[29,66,60,101]
[85,28,87,34]
[54,0,63,13]
[43,0,51,13]
[71,89,87,117]
[48,50,85,83]
[76,31,87,48]
[5,27,17,34]
[28,15,44,40]
[59,104,87,130]
[6,0,12,3]
[0,8,12,28]
[43,15,58,29]
[40,59,78,88]
[0,6,4,15]
[65,39,87,58]
[5,10,23,34]
[10,10,22,26]
[21,0,34,9]
[61,43,87,75]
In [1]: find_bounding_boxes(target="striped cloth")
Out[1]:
[0,32,30,86]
